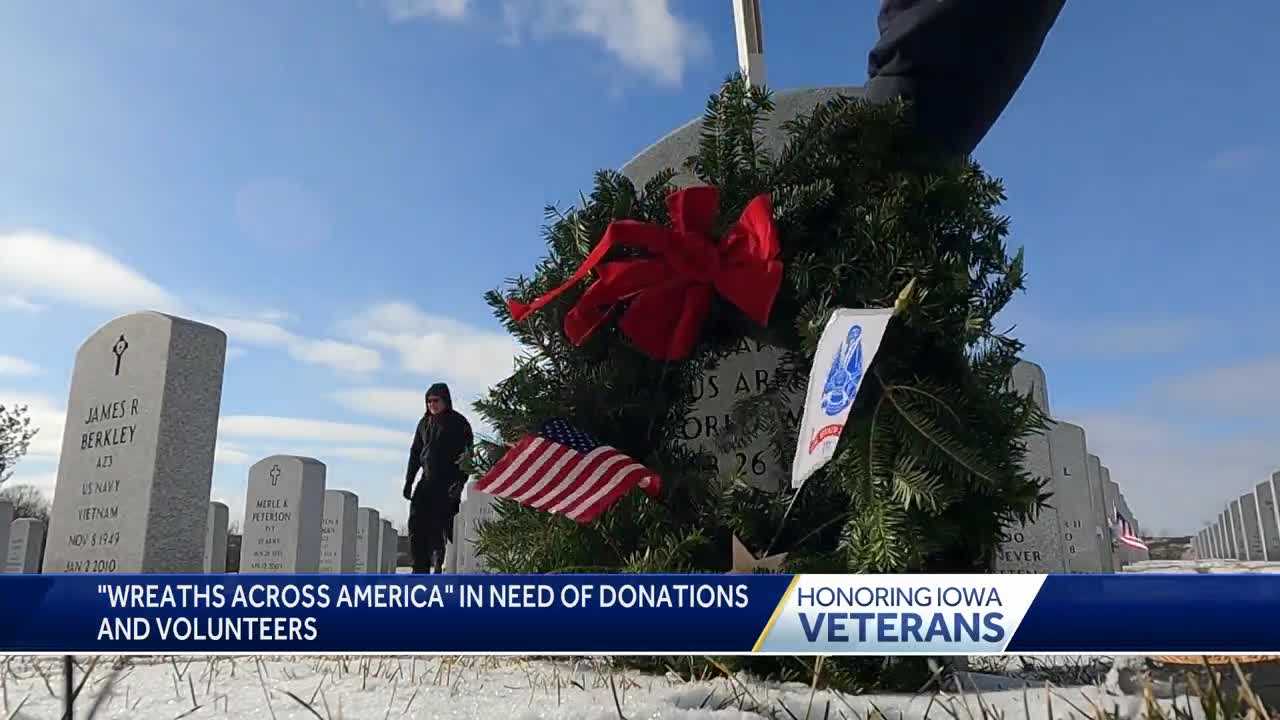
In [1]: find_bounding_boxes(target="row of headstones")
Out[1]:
[1190,471,1280,562]
[28,310,503,576]
[209,455,406,574]
[0,501,47,573]
[991,360,1150,574]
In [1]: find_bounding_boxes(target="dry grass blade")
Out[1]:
[83,662,127,720]
[402,687,420,716]
[606,660,628,720]
[1229,658,1271,719]
[282,688,325,720]
[256,658,278,720]
[171,704,204,719]
[805,656,826,720]
[30,659,56,699]
[5,693,29,720]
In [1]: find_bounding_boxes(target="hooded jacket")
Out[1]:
[405,383,474,505]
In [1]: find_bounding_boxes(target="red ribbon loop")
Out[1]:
[506,186,782,361]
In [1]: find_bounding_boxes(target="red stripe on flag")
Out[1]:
[530,449,626,510]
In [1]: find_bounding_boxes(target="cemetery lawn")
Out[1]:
[0,655,1225,719]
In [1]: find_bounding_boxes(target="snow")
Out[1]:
[0,655,1202,720]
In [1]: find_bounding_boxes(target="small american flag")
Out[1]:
[1112,506,1148,551]
[476,418,662,523]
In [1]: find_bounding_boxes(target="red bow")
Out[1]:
[506,186,782,361]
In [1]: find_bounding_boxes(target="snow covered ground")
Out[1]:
[0,655,1201,720]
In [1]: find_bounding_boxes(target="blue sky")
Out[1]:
[2,1,1278,536]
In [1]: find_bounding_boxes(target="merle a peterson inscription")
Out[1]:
[43,312,226,574]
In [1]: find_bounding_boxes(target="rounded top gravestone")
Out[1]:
[44,311,226,574]
[619,86,862,493]
[240,455,326,573]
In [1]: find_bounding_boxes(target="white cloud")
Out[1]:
[1151,356,1280,418]
[214,444,252,466]
[391,0,706,86]
[329,447,406,464]
[0,389,65,461]
[0,295,44,313]
[332,387,426,422]
[0,230,179,313]
[0,356,41,377]
[0,468,58,501]
[219,415,407,446]
[344,301,518,389]
[386,0,469,21]
[208,316,381,375]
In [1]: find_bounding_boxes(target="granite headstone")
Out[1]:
[1220,511,1238,559]
[1229,501,1249,560]
[319,490,357,573]
[44,312,226,574]
[380,519,397,572]
[355,507,380,573]
[1258,480,1280,562]
[0,501,12,574]
[450,480,499,573]
[239,456,325,573]
[1047,423,1105,572]
[1239,492,1267,561]
[6,518,45,573]
[203,501,228,573]
[994,361,1065,572]
[1097,463,1119,570]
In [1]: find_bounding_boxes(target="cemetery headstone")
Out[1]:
[451,480,499,573]
[1229,501,1249,560]
[1047,423,1106,572]
[1101,476,1122,569]
[1258,480,1280,562]
[0,501,12,574]
[993,361,1065,573]
[239,456,325,573]
[381,520,398,572]
[1220,511,1238,559]
[44,312,226,573]
[1216,517,1230,558]
[1096,463,1119,570]
[1239,492,1267,561]
[319,490,358,573]
[622,87,862,494]
[6,518,45,573]
[203,502,229,572]
[355,507,380,573]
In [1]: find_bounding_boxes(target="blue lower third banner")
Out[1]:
[1,574,1278,654]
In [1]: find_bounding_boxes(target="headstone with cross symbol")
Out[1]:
[239,455,326,573]
[44,312,227,574]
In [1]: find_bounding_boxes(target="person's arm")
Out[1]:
[866,0,1066,158]
[405,422,424,499]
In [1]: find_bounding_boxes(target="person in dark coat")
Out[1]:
[866,0,1067,159]
[404,383,474,574]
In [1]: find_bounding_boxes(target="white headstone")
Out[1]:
[381,519,398,572]
[1221,511,1238,559]
[1229,501,1248,559]
[1239,492,1266,561]
[451,480,499,573]
[0,501,12,574]
[1047,423,1106,572]
[1257,480,1280,561]
[355,507,380,573]
[1210,520,1224,558]
[1101,476,1123,569]
[1091,458,1117,571]
[319,490,358,573]
[203,502,229,572]
[678,339,802,492]
[44,312,226,574]
[239,456,325,573]
[994,361,1065,573]
[6,518,45,573]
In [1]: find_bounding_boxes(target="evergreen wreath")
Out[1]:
[470,76,1049,580]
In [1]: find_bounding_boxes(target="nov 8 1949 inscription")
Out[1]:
[44,312,226,574]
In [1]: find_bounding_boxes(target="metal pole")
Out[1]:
[730,0,766,88]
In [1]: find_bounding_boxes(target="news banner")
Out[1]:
[0,573,1276,655]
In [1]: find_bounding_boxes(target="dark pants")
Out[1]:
[408,495,456,573]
